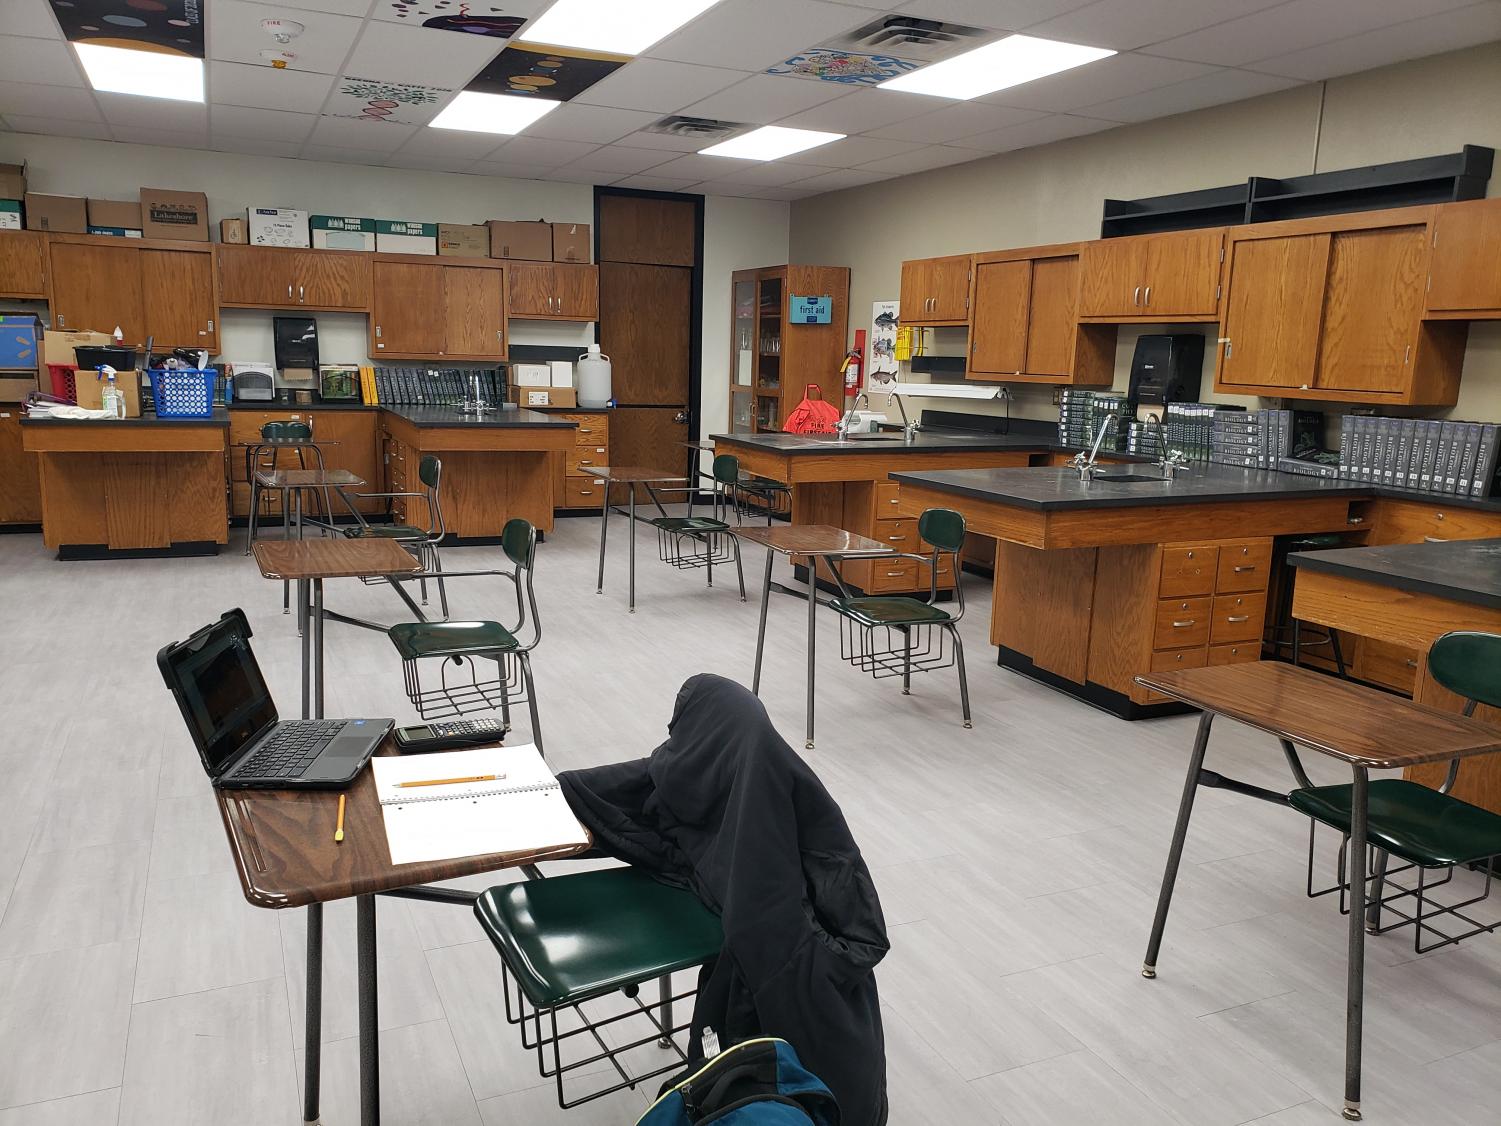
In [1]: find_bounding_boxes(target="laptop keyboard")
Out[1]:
[239,721,344,778]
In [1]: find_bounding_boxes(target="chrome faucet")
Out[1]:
[834,391,869,440]
[1146,411,1190,480]
[1069,413,1117,482]
[886,390,920,444]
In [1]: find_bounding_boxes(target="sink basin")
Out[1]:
[810,435,904,445]
[1091,471,1169,484]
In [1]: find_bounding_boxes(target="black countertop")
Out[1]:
[1290,538,1501,610]
[226,400,375,412]
[21,408,230,428]
[891,463,1372,511]
[710,427,1085,456]
[384,405,575,429]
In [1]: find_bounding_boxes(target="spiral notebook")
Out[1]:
[370,744,589,865]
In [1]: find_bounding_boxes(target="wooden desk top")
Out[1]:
[253,468,365,488]
[681,440,716,451]
[581,466,686,483]
[734,524,891,557]
[253,538,422,581]
[215,739,591,908]
[1137,663,1501,769]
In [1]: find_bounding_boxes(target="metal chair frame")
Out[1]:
[651,455,747,601]
[393,518,545,750]
[244,422,337,551]
[344,454,450,618]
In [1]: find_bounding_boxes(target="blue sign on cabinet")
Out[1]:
[789,294,832,324]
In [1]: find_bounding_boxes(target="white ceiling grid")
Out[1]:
[0,0,1495,200]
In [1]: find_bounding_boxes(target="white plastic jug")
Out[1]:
[577,344,612,408]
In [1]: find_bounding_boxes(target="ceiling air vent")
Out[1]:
[820,15,990,62]
[644,115,747,141]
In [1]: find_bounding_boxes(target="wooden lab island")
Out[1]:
[21,412,230,558]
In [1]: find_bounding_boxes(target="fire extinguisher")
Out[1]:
[841,347,863,395]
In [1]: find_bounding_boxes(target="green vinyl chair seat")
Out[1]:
[389,619,517,660]
[345,523,427,540]
[829,596,954,627]
[1289,779,1501,868]
[474,867,723,1009]
[650,516,730,534]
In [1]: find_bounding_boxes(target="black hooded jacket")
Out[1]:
[557,674,889,1126]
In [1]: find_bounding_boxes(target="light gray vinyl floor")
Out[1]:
[1,511,1499,1126]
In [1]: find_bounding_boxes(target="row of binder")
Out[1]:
[1338,416,1499,498]
[365,367,505,407]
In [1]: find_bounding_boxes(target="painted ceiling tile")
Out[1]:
[372,0,547,37]
[47,0,204,57]
[765,48,919,86]
[326,75,455,125]
[466,41,629,100]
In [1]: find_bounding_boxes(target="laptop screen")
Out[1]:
[160,614,277,774]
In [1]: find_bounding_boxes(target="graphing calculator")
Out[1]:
[393,718,508,754]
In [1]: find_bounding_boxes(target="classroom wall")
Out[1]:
[0,131,792,430]
[787,41,1501,429]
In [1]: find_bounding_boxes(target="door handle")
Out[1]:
[1144,285,1152,305]
[57,313,64,327]
[207,318,214,332]
[288,284,293,300]
[673,411,689,423]
[299,285,305,302]
[1133,285,1141,306]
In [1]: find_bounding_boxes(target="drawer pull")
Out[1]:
[1226,614,1250,623]
[884,570,905,577]
[887,535,902,541]
[1423,535,1449,543]
[1233,564,1256,572]
[1172,619,1196,628]
[578,489,594,496]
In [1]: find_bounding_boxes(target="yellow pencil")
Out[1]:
[334,793,346,843]
[395,773,503,789]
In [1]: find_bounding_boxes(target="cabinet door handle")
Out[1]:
[1423,535,1449,543]
[1172,619,1196,628]
[1403,344,1411,364]
[1144,285,1152,305]
[57,313,64,327]
[299,285,305,302]
[207,318,214,332]
[288,284,294,300]
[1232,564,1256,572]
[375,325,382,338]
[1226,615,1250,623]
[1133,285,1141,307]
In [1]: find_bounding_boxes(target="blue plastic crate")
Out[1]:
[149,368,218,418]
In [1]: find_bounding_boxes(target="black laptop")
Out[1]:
[158,609,391,789]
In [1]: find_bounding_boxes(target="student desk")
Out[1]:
[215,738,591,1125]
[737,524,892,749]
[1136,662,1501,1121]
[584,465,687,611]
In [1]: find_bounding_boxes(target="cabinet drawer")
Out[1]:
[1210,592,1266,644]
[565,446,608,475]
[1151,646,1208,673]
[1376,501,1501,545]
[873,517,917,551]
[1356,638,1420,695]
[1216,540,1272,592]
[874,481,902,517]
[1159,544,1218,598]
[1208,641,1260,666]
[556,413,610,444]
[866,560,920,593]
[1154,596,1210,649]
[563,476,605,507]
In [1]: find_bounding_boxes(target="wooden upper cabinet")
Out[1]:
[1426,198,1501,316]
[442,264,504,358]
[967,247,1109,385]
[372,260,444,357]
[506,262,599,320]
[141,248,218,351]
[216,245,369,310]
[969,259,1030,374]
[48,241,145,342]
[0,231,46,298]
[1078,229,1221,320]
[900,254,970,324]
[1217,233,1330,390]
[1026,256,1082,377]
[1315,225,1428,394]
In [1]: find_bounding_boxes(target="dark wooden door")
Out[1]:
[599,263,691,405]
[609,406,690,474]
[598,194,695,266]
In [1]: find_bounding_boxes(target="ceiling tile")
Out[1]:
[0,80,100,122]
[340,20,503,87]
[611,128,721,153]
[782,135,927,169]
[612,174,703,192]
[1079,68,1302,122]
[0,34,83,87]
[208,2,365,75]
[979,51,1217,113]
[649,0,871,70]
[96,94,208,131]
[1,114,112,141]
[109,126,212,149]
[563,146,677,174]
[572,59,746,113]
[1251,2,1501,80]
[308,114,418,151]
[957,112,1118,152]
[681,73,854,124]
[306,145,396,167]
[734,185,815,200]
[210,62,337,113]
[7,0,63,39]
[210,105,319,142]
[788,167,894,192]
[470,159,557,179]
[524,104,661,144]
[391,127,509,159]
[536,166,623,185]
[697,161,823,187]
[484,135,600,167]
[324,74,455,125]
[645,152,761,181]
[773,87,938,133]
[1026,0,1289,49]
[210,136,306,158]
[1141,0,1484,67]
[892,0,1084,27]
[382,152,479,172]
[866,102,1047,143]
[854,144,991,175]
[242,0,378,15]
[367,0,549,27]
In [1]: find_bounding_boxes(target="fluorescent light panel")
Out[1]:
[525,0,724,55]
[699,126,844,161]
[74,43,203,103]
[879,34,1115,100]
[429,91,561,134]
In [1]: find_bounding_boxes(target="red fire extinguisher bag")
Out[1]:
[783,384,842,435]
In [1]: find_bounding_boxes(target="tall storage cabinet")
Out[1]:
[728,264,849,434]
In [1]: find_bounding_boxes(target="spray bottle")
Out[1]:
[98,365,124,418]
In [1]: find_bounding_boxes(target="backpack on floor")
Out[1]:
[637,1038,839,1125]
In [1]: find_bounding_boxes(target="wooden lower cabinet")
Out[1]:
[550,410,610,510]
[831,479,956,594]
[228,408,382,520]
[0,405,42,523]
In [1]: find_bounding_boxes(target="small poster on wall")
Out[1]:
[869,301,899,390]
[789,294,832,324]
